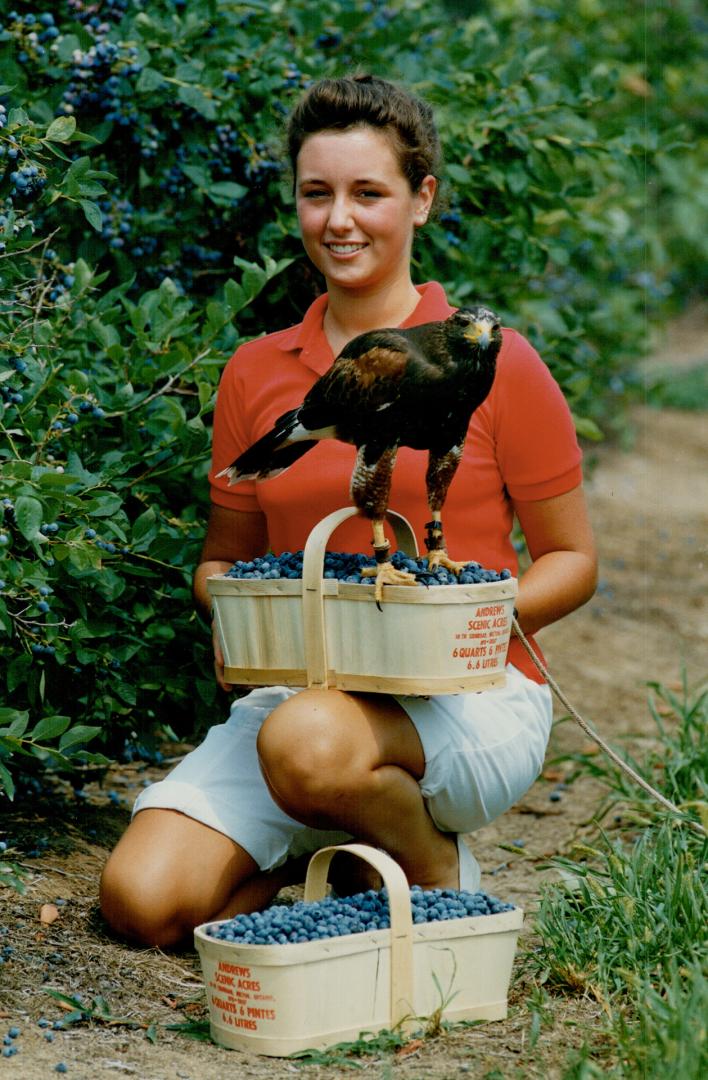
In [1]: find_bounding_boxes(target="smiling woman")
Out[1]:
[295,127,436,336]
[99,74,597,950]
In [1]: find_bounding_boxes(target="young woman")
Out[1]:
[100,75,597,948]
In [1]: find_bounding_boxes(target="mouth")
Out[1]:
[325,242,368,256]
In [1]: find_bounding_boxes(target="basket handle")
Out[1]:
[301,506,419,689]
[303,843,415,1031]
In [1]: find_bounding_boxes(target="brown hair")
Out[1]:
[286,74,441,196]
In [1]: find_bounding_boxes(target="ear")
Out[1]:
[413,174,437,226]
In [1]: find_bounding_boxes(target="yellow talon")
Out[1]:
[426,549,467,575]
[361,561,417,604]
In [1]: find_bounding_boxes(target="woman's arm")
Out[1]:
[512,484,597,637]
[193,503,268,690]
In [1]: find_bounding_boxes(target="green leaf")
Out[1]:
[0,598,11,637]
[14,495,43,542]
[224,278,246,312]
[31,715,72,742]
[207,180,248,206]
[58,725,102,752]
[136,67,168,93]
[7,107,30,126]
[80,200,103,232]
[572,414,604,441]
[177,84,217,120]
[68,545,102,571]
[0,709,30,737]
[86,493,123,518]
[90,318,119,349]
[0,761,15,800]
[45,116,77,143]
[56,34,82,62]
[181,164,209,190]
[446,163,472,185]
[131,506,158,547]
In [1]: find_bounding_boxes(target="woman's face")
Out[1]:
[295,125,436,295]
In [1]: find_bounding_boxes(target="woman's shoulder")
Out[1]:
[231,323,301,362]
[498,326,543,367]
[494,326,561,391]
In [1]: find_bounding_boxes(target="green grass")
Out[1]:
[531,823,707,998]
[645,362,708,410]
[525,678,708,1077]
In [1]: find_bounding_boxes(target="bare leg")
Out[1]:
[99,809,309,949]
[256,689,460,891]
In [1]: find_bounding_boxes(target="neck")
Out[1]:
[323,279,422,355]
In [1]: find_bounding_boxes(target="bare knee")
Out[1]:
[256,690,363,821]
[99,809,255,949]
[100,849,189,949]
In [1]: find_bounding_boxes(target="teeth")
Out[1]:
[328,243,365,254]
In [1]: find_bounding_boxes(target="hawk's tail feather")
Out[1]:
[216,407,321,485]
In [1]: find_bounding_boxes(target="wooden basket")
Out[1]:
[208,506,517,695]
[194,843,523,1057]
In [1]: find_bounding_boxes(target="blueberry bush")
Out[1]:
[0,0,703,798]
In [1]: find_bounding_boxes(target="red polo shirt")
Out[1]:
[209,282,583,683]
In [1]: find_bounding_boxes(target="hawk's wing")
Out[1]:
[298,331,436,433]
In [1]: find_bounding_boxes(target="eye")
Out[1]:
[357,189,383,199]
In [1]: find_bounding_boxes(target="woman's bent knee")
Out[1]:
[100,849,189,948]
[99,809,257,948]
[256,691,362,820]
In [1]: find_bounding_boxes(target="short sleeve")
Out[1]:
[490,330,583,501]
[208,348,261,512]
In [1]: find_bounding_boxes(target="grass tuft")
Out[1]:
[526,678,708,1077]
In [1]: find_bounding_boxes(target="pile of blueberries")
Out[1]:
[225,550,512,587]
[206,886,514,946]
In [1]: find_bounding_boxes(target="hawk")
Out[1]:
[217,306,502,601]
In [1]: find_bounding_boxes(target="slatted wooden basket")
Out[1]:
[194,843,523,1057]
[208,506,517,695]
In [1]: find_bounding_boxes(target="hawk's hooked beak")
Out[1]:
[464,318,495,348]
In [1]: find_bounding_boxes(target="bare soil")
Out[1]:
[1,317,706,1080]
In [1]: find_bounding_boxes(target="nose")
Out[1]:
[327,194,354,233]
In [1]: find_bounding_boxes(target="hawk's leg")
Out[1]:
[424,445,467,575]
[361,519,417,605]
[351,445,416,604]
[424,512,468,575]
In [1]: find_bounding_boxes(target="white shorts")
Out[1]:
[133,666,552,871]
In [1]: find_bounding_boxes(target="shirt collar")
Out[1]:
[275,282,455,374]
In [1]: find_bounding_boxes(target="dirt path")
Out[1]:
[1,327,706,1078]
